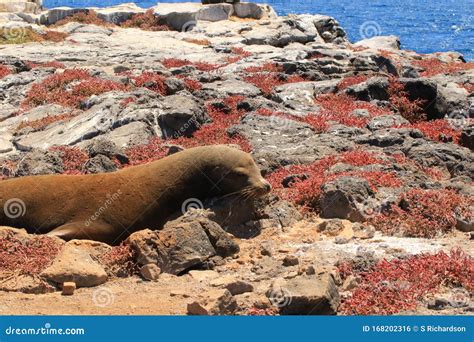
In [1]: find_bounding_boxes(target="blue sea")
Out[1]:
[44,0,474,60]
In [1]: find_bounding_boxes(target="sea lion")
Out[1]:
[0,145,271,245]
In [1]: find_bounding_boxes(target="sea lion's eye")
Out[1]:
[231,171,247,178]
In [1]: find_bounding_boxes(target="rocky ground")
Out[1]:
[0,2,473,315]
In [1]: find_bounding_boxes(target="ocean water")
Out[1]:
[43,0,474,60]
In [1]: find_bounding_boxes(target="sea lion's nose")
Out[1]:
[263,181,272,193]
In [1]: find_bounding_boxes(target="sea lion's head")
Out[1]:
[196,145,272,199]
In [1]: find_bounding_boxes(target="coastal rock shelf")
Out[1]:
[0,2,473,316]
[1,2,277,29]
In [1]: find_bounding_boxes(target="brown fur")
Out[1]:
[0,145,271,244]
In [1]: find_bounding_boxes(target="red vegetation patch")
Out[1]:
[16,113,75,132]
[413,58,474,77]
[162,58,222,72]
[125,138,169,166]
[182,78,203,92]
[132,72,167,95]
[245,73,305,96]
[120,96,136,107]
[348,45,368,53]
[0,232,62,275]
[42,30,69,42]
[257,108,330,132]
[337,75,368,90]
[49,146,88,174]
[244,62,282,73]
[53,10,108,27]
[22,69,128,109]
[388,77,426,123]
[231,47,252,57]
[244,63,305,95]
[71,78,127,102]
[126,96,250,165]
[388,152,447,181]
[409,119,463,144]
[25,60,66,69]
[267,150,400,211]
[226,46,252,63]
[161,58,190,68]
[459,82,474,94]
[340,249,473,315]
[314,93,390,128]
[121,9,170,31]
[0,27,68,44]
[176,74,203,92]
[370,188,473,238]
[0,64,11,79]
[173,95,251,150]
[99,243,137,277]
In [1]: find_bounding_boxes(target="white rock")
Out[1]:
[41,242,108,288]
[233,3,265,19]
[354,35,401,51]
[0,0,41,14]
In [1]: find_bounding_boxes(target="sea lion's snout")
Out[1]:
[256,179,272,196]
[205,146,273,199]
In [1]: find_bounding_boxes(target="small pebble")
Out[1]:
[282,255,299,267]
[61,282,76,296]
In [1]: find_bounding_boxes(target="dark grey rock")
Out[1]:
[164,77,186,95]
[404,141,474,179]
[174,211,240,258]
[128,225,215,275]
[159,94,209,138]
[128,212,239,275]
[282,255,299,267]
[367,115,410,131]
[266,274,340,315]
[85,138,129,164]
[459,125,474,151]
[231,114,354,169]
[320,177,375,222]
[345,77,390,101]
[356,128,423,147]
[15,149,64,176]
[82,155,117,174]
[400,78,447,120]
[260,199,303,228]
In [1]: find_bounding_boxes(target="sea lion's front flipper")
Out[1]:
[47,221,118,244]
